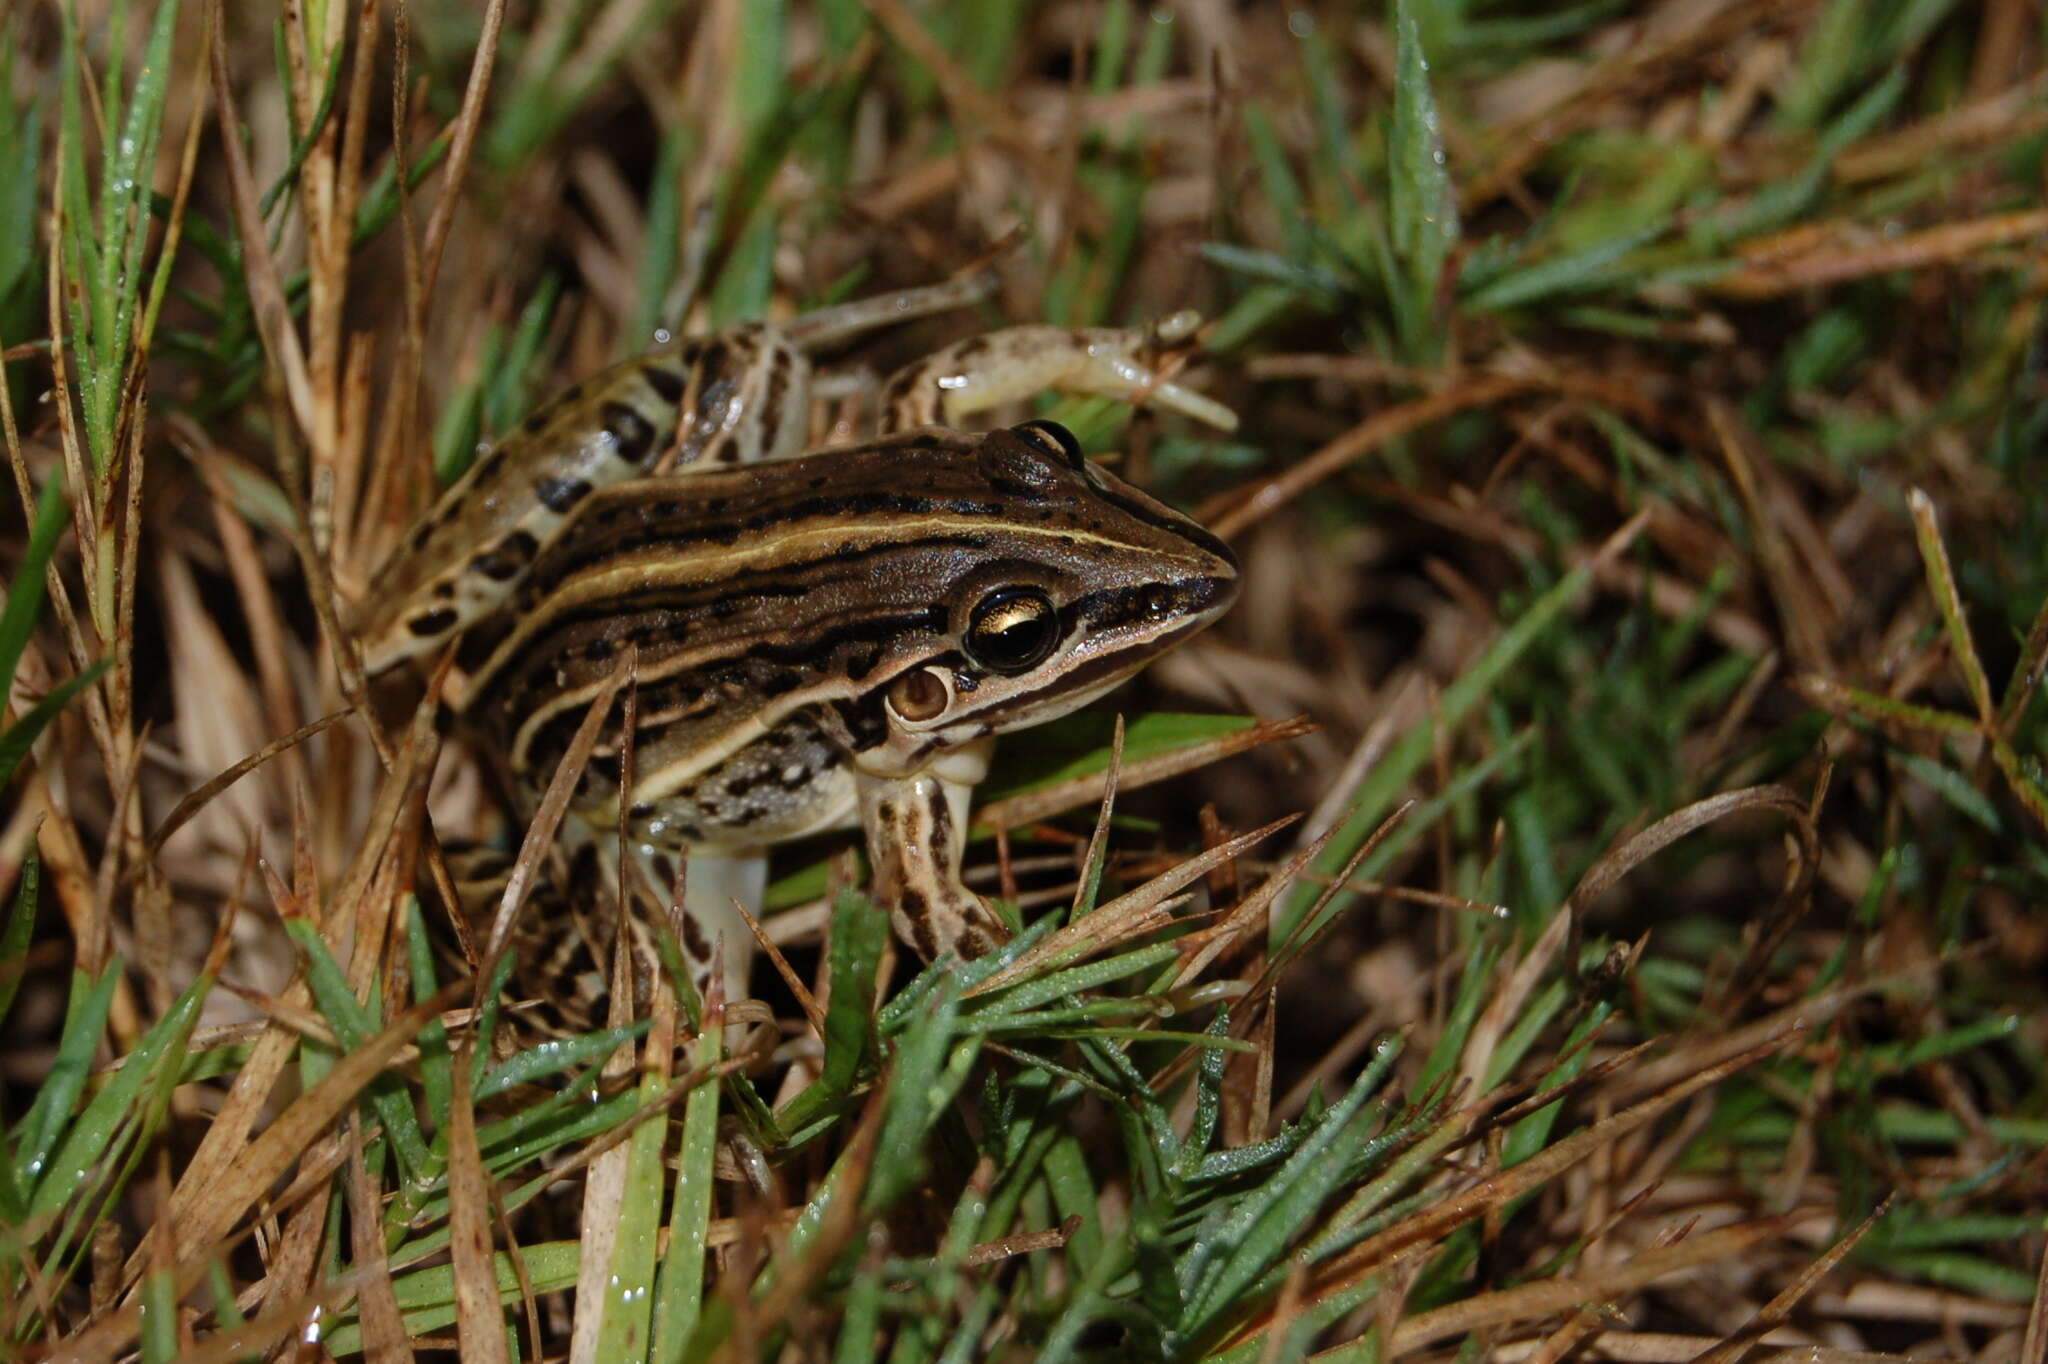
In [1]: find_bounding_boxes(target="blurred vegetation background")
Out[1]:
[0,0,2044,1359]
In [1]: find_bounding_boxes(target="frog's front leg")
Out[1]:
[855,740,1008,962]
[877,312,1239,435]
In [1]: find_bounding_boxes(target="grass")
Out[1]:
[2,0,2046,1359]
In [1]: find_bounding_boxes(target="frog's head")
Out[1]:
[848,420,1239,774]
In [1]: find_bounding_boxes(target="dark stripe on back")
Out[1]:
[520,531,993,614]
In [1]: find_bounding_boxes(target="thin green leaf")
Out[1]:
[0,852,40,1031]
[0,658,108,791]
[0,478,70,697]
[11,959,122,1191]
[1387,0,1458,296]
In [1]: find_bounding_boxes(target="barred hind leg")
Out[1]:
[622,842,766,1010]
[443,836,762,1023]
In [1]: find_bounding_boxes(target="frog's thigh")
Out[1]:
[877,322,1237,433]
[856,747,1006,962]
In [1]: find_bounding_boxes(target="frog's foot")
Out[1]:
[878,314,1238,435]
[857,768,1008,962]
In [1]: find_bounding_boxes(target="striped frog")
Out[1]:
[357,271,1240,994]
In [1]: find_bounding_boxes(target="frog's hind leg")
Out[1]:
[777,264,1002,352]
[878,312,1239,434]
[623,843,766,1010]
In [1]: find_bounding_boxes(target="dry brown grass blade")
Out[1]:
[448,1042,512,1364]
[1293,1028,1803,1326]
[1705,400,1832,672]
[479,656,631,975]
[205,1,316,443]
[1683,1194,1895,1364]
[1713,209,2048,300]
[162,981,464,1286]
[1462,0,1811,211]
[1499,1335,1947,1363]
[1459,886,1573,1100]
[1908,489,1997,728]
[967,813,1297,998]
[1997,590,2048,738]
[859,0,1102,233]
[1380,1214,1808,1357]
[157,1274,369,1364]
[342,1115,410,1364]
[738,1079,889,1344]
[2020,1226,2048,1364]
[1203,376,1536,539]
[1074,714,1126,918]
[1170,822,1340,990]
[1567,784,1815,919]
[732,892,825,1036]
[52,1254,311,1364]
[414,0,507,327]
[570,882,645,1364]
[972,714,1314,835]
[140,711,349,862]
[1837,71,2048,181]
[962,1214,1081,1268]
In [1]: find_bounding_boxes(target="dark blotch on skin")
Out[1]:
[407,606,459,637]
[603,401,657,462]
[642,365,686,404]
[470,529,539,582]
[534,475,593,513]
[680,912,711,963]
[901,887,938,960]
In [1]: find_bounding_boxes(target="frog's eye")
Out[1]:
[965,587,1060,674]
[1011,419,1086,471]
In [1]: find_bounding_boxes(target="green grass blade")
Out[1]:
[405,901,453,1124]
[0,39,43,324]
[0,657,107,791]
[650,1022,722,1362]
[475,1023,649,1101]
[26,961,212,1224]
[1276,549,1618,943]
[592,1069,671,1363]
[11,959,122,1191]
[0,478,70,698]
[284,919,439,1181]
[1387,0,1458,354]
[0,852,39,1032]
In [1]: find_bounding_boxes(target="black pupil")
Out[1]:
[968,590,1057,673]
